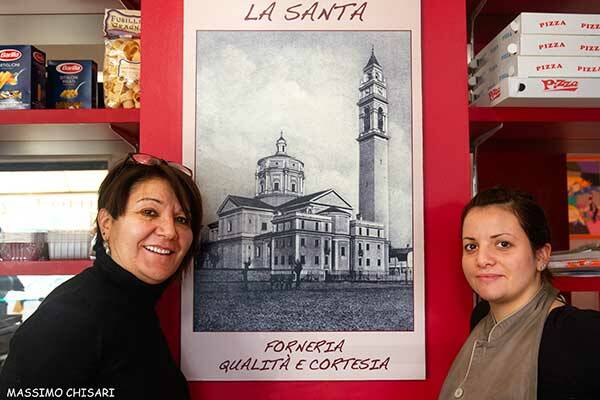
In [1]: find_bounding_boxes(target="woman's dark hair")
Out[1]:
[95,156,202,278]
[461,186,552,282]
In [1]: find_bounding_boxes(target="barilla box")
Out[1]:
[47,60,97,109]
[471,77,600,108]
[469,13,600,71]
[0,45,46,109]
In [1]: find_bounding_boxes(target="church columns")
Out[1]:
[332,239,338,271]
[270,237,275,269]
[320,238,325,270]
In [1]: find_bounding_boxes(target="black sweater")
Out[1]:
[471,300,600,399]
[0,245,189,400]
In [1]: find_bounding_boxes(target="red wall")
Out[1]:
[140,0,473,398]
[476,149,569,251]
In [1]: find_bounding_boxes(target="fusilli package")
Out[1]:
[103,9,141,109]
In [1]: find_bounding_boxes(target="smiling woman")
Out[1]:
[0,153,202,400]
[97,177,194,285]
[439,187,600,400]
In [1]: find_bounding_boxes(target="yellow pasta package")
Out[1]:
[103,9,141,109]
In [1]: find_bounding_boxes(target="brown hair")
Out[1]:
[96,156,202,278]
[461,186,552,282]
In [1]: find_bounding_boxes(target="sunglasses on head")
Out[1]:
[123,153,193,177]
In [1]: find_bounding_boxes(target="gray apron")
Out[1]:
[439,281,559,400]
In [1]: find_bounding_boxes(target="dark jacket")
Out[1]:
[471,300,600,399]
[0,244,189,400]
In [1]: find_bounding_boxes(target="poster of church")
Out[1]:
[181,0,424,381]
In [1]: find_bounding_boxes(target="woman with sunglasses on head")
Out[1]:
[0,153,201,400]
[440,187,600,400]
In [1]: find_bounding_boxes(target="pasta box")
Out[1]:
[47,60,97,109]
[0,45,46,109]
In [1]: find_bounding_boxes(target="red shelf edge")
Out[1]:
[469,107,600,123]
[553,276,600,292]
[0,260,92,276]
[0,109,140,125]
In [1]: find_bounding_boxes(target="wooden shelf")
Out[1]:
[470,107,600,123]
[0,109,140,149]
[0,260,91,276]
[0,108,139,125]
[1,1,139,15]
[554,276,600,292]
[470,108,600,153]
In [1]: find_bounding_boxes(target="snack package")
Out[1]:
[47,60,97,109]
[0,45,46,109]
[103,9,141,109]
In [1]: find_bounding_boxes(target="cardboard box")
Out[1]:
[470,77,600,107]
[47,60,97,109]
[469,13,600,71]
[0,45,46,109]
[511,35,600,56]
[470,55,600,96]
[482,35,600,61]
[514,12,600,36]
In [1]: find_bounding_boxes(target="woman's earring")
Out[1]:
[103,238,111,256]
[538,264,547,272]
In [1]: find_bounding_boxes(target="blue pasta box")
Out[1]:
[0,45,46,109]
[47,60,97,109]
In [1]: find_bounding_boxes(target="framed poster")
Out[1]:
[181,0,424,380]
[567,156,600,239]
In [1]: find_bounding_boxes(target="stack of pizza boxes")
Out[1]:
[469,12,600,107]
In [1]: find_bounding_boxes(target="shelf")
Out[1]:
[470,108,600,153]
[0,109,139,125]
[0,260,91,276]
[0,109,140,149]
[470,107,600,123]
[1,0,139,15]
[554,276,600,292]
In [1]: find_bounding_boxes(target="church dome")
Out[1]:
[255,132,305,207]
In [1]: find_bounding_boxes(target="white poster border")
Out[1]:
[181,0,424,381]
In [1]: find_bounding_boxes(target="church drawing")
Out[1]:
[200,49,413,281]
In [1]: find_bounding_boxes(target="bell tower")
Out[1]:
[357,47,390,234]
